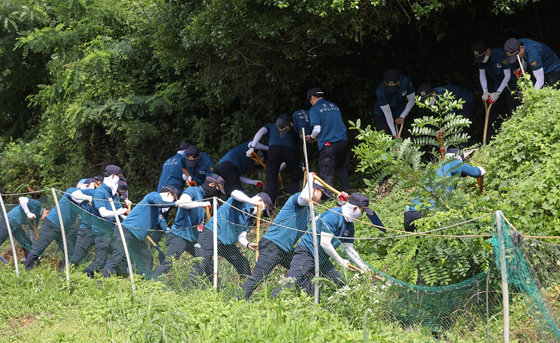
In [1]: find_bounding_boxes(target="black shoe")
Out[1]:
[24,252,38,271]
[83,268,95,278]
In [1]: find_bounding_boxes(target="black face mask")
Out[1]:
[202,181,221,198]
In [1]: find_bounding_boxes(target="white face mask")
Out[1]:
[104,176,120,195]
[341,203,362,222]
[481,55,490,64]
[160,192,174,203]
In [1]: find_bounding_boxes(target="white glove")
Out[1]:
[26,212,36,220]
[246,148,255,158]
[339,259,350,269]
[478,167,486,176]
[489,92,500,103]
[481,92,490,102]
[201,201,211,208]
[124,199,132,207]
[116,208,128,216]
[186,175,192,184]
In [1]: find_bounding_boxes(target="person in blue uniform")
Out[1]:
[404,150,486,232]
[292,110,311,139]
[306,87,350,197]
[374,69,416,138]
[101,185,180,279]
[69,178,99,266]
[471,41,519,138]
[249,113,301,204]
[272,193,372,297]
[215,142,265,197]
[241,181,324,299]
[83,165,129,277]
[184,145,215,187]
[0,196,48,258]
[157,142,191,192]
[504,38,560,89]
[153,174,226,279]
[24,183,94,270]
[417,83,474,120]
[190,190,273,283]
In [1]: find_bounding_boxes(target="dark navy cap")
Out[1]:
[417,83,434,100]
[257,192,273,216]
[275,114,292,137]
[206,173,225,194]
[161,185,180,200]
[471,41,488,63]
[104,165,123,177]
[348,193,374,216]
[504,38,521,64]
[306,87,324,99]
[383,69,401,93]
[185,145,201,167]
[178,142,191,151]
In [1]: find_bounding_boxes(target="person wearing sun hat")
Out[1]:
[373,69,416,138]
[248,113,301,204]
[504,38,560,89]
[153,174,226,279]
[272,192,373,297]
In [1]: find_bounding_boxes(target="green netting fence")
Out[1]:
[1,189,559,342]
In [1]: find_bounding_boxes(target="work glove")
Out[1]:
[481,92,490,102]
[200,201,211,208]
[478,167,486,176]
[186,175,193,184]
[246,148,255,158]
[255,180,263,188]
[513,68,523,79]
[124,199,132,208]
[26,212,36,220]
[337,192,349,205]
[394,117,404,125]
[340,259,351,270]
[489,92,500,103]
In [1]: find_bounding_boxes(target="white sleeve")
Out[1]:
[400,92,416,119]
[249,127,268,149]
[297,180,313,206]
[342,242,369,270]
[479,69,489,93]
[70,190,92,204]
[310,125,321,139]
[98,206,127,219]
[253,142,268,151]
[239,176,257,185]
[18,197,30,213]
[380,105,396,136]
[175,194,205,209]
[237,231,249,248]
[320,231,346,267]
[497,69,512,94]
[279,162,287,171]
[533,67,545,89]
[231,189,254,204]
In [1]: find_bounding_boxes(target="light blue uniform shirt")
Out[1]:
[264,123,298,150]
[46,187,81,230]
[171,186,206,243]
[186,152,214,185]
[263,192,311,252]
[205,197,253,245]
[218,142,254,175]
[91,183,122,235]
[409,158,483,211]
[520,38,560,74]
[7,199,44,229]
[157,152,189,192]
[299,207,354,264]
[78,188,97,230]
[374,76,415,118]
[309,99,347,150]
[123,192,175,240]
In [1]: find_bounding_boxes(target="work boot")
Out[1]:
[24,252,39,271]
[83,268,95,278]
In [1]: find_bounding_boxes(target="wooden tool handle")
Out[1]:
[313,174,341,196]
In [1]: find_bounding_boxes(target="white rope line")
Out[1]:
[0,189,52,196]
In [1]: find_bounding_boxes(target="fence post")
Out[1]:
[51,188,70,286]
[0,193,19,278]
[212,196,218,290]
[496,210,510,343]
[302,128,321,304]
[109,198,135,291]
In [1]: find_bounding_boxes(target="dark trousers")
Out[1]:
[374,114,392,137]
[153,232,196,279]
[102,226,154,279]
[241,237,294,299]
[266,145,301,204]
[26,218,75,269]
[271,245,344,297]
[69,226,94,265]
[191,227,251,282]
[486,88,520,139]
[215,161,242,197]
[0,221,32,252]
[84,231,114,273]
[318,140,350,196]
[404,210,425,233]
[545,70,560,88]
